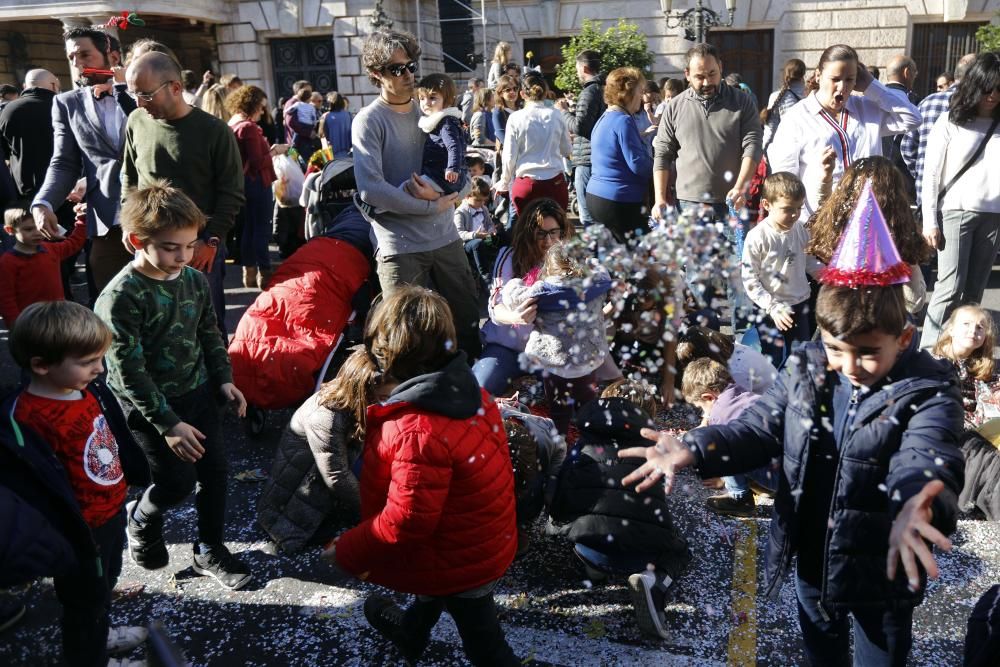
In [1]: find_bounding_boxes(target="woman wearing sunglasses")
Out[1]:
[473,198,573,395]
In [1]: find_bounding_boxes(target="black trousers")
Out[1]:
[124,384,228,548]
[400,592,519,666]
[53,510,125,667]
[585,192,648,244]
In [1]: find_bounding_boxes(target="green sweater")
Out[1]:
[95,264,233,434]
[121,107,245,239]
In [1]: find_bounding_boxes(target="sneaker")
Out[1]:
[0,596,25,633]
[125,500,168,570]
[107,626,148,654]
[363,595,424,663]
[627,571,670,640]
[706,493,756,518]
[192,544,251,591]
[748,479,775,498]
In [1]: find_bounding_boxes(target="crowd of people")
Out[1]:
[0,19,999,667]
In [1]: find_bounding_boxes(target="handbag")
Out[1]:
[937,116,1000,205]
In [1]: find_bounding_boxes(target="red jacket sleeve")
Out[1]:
[335,431,454,576]
[47,222,88,260]
[0,254,22,327]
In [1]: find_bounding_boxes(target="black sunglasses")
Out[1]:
[383,61,417,77]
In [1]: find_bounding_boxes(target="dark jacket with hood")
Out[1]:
[335,353,517,596]
[550,397,690,578]
[684,339,964,609]
[0,87,58,197]
[562,77,605,167]
[0,379,149,587]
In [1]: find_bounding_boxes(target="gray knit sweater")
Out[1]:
[352,98,468,255]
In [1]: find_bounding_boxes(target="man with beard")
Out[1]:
[31,28,133,295]
[652,43,762,222]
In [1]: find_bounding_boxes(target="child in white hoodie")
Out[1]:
[416,73,468,195]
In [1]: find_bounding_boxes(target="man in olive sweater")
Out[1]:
[122,51,245,334]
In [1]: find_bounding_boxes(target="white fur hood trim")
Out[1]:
[418,107,463,132]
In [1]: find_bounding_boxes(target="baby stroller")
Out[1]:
[229,162,373,436]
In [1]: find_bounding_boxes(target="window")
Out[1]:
[522,38,570,93]
[714,30,774,110]
[271,37,337,99]
[911,22,988,97]
[438,0,477,73]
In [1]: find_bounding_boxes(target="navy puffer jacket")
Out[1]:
[685,340,964,609]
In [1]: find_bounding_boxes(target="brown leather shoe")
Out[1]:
[706,493,756,518]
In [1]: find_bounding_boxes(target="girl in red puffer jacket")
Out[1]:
[325,286,520,666]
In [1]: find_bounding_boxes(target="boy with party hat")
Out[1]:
[620,181,965,665]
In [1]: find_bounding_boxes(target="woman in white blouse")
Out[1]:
[919,53,1000,348]
[496,72,572,215]
[768,44,920,217]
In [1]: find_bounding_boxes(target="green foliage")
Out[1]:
[976,18,1000,52]
[554,19,655,96]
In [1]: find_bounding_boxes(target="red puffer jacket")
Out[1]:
[335,355,517,596]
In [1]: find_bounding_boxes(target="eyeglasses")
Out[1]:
[127,80,172,102]
[534,227,563,241]
[383,61,417,78]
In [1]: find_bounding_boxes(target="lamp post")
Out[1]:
[660,0,736,43]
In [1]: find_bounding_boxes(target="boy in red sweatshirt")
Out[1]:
[0,204,87,328]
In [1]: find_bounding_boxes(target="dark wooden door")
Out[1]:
[522,37,571,93]
[912,22,988,98]
[271,38,337,100]
[713,30,774,111]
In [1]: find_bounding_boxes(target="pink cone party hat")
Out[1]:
[818,180,911,287]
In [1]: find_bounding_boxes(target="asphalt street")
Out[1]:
[1,257,999,666]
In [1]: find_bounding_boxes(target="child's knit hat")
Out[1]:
[818,179,910,288]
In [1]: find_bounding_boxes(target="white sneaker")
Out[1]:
[107,625,148,654]
[627,571,670,640]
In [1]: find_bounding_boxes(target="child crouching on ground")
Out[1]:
[5,301,150,665]
[454,176,498,284]
[325,286,520,666]
[95,181,250,590]
[501,243,612,434]
[623,192,965,664]
[681,358,773,517]
[549,379,690,640]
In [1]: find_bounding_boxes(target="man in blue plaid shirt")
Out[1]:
[900,53,977,208]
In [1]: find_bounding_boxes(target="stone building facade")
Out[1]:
[0,0,997,108]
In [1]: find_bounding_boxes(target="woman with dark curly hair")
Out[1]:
[473,198,574,395]
[227,85,288,288]
[919,52,1000,348]
[805,156,929,315]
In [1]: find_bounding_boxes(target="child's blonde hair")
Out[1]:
[933,304,996,381]
[3,204,31,230]
[10,301,112,369]
[762,171,806,204]
[600,379,658,420]
[316,348,383,439]
[364,286,457,381]
[472,88,494,113]
[681,357,733,404]
[120,180,207,240]
[540,243,586,280]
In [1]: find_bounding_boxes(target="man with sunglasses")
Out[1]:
[121,51,244,335]
[30,27,132,296]
[353,29,481,359]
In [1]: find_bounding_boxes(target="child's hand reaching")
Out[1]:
[221,383,247,418]
[619,428,696,493]
[164,422,206,462]
[887,479,952,591]
[445,169,459,184]
[770,304,795,332]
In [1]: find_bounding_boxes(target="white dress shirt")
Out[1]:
[497,101,572,192]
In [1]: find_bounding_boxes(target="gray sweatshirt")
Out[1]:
[352,98,468,255]
[653,82,762,203]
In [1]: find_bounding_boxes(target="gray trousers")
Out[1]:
[921,209,1000,348]
[377,239,482,359]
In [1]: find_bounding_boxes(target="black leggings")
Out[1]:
[585,192,648,243]
[399,592,519,666]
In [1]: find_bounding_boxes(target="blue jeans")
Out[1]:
[795,572,913,667]
[575,164,593,225]
[240,176,273,270]
[472,343,525,396]
[723,462,779,499]
[575,544,659,575]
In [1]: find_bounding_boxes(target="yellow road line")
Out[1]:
[727,520,758,666]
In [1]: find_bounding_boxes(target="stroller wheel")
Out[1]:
[245,405,267,437]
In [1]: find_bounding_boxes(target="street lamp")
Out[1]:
[660,0,737,43]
